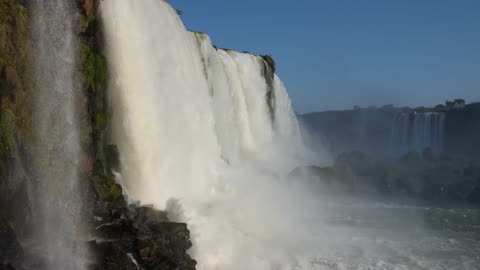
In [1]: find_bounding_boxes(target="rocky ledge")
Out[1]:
[88,203,196,270]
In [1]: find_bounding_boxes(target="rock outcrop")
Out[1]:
[89,203,196,270]
[301,102,480,159]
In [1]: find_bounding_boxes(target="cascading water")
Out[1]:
[390,112,446,156]
[100,1,480,269]
[101,1,320,269]
[29,1,87,269]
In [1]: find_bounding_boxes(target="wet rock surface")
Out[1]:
[89,203,196,270]
[0,218,23,270]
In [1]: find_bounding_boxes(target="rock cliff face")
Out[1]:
[0,1,34,266]
[444,103,480,158]
[301,108,395,157]
[1,1,196,269]
[301,103,480,159]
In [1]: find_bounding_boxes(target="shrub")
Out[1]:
[81,44,107,92]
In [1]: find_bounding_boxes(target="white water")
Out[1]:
[101,1,317,269]
[30,1,86,269]
[390,112,446,156]
[100,1,479,270]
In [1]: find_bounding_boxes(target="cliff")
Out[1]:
[301,103,480,159]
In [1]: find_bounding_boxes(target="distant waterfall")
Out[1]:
[30,1,86,269]
[390,112,446,156]
[101,1,320,269]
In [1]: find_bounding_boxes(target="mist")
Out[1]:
[1,1,478,270]
[101,1,480,269]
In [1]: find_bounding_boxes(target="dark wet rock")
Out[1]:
[0,218,23,268]
[90,204,195,270]
[105,145,120,172]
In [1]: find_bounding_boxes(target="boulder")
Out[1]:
[90,204,196,270]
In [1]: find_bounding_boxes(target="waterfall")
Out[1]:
[101,1,322,269]
[390,112,446,156]
[30,1,87,269]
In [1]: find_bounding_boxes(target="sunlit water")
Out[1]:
[100,1,479,269]
[312,203,480,270]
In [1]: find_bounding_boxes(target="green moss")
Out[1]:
[14,3,26,28]
[0,2,8,23]
[81,44,107,92]
[107,181,122,201]
[83,14,96,26]
[103,170,122,202]
[95,113,107,131]
[0,0,30,134]
[93,159,123,202]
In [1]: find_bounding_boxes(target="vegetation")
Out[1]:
[0,0,30,171]
[93,160,123,202]
[80,2,125,205]
[0,2,8,23]
[81,44,107,92]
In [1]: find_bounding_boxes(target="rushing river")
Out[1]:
[313,203,480,270]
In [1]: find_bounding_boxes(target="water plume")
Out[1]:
[29,1,87,268]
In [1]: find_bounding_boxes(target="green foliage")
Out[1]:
[93,160,123,202]
[14,3,26,28]
[107,180,122,202]
[81,44,107,92]
[102,171,123,202]
[83,14,96,26]
[95,113,107,131]
[0,2,8,23]
[0,0,30,135]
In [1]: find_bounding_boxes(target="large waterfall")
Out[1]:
[390,112,446,156]
[30,1,87,269]
[100,1,320,269]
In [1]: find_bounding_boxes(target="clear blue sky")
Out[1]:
[169,0,480,113]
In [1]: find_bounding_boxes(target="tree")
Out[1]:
[454,98,465,105]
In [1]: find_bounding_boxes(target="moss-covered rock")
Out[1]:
[0,0,29,171]
[81,44,106,93]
